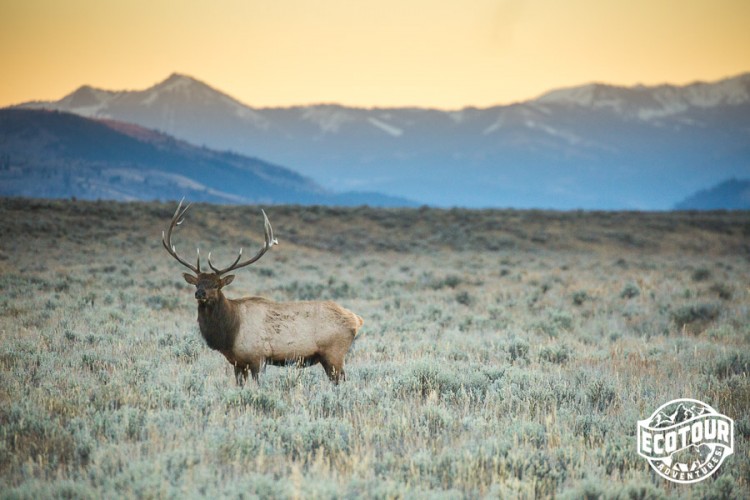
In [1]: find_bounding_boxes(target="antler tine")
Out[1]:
[207,248,243,274]
[162,198,201,274]
[207,209,278,276]
[161,198,188,247]
[263,209,279,246]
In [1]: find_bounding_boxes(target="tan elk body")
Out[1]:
[163,201,363,384]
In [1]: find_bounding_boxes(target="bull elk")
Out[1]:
[162,200,363,385]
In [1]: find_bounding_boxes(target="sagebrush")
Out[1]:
[1,199,748,498]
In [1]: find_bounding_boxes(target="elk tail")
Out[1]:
[354,314,364,335]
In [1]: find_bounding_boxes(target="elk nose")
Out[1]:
[195,289,206,300]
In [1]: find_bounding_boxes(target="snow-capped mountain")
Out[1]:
[37,73,270,143]
[535,74,750,119]
[18,72,750,209]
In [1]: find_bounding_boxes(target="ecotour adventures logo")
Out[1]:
[638,398,734,484]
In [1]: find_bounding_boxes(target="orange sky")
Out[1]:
[1,0,749,109]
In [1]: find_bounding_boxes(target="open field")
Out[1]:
[1,198,749,498]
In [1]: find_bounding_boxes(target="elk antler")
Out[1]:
[162,198,202,274]
[207,209,278,275]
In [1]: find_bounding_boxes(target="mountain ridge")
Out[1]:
[17,72,750,209]
[0,108,416,207]
[535,73,750,113]
[47,71,750,112]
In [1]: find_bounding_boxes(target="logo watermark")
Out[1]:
[638,398,733,484]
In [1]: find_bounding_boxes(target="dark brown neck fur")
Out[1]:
[197,292,240,352]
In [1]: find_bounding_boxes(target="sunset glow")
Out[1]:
[1,0,749,109]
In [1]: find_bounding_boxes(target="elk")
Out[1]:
[163,200,363,385]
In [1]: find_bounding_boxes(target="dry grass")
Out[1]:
[0,198,748,498]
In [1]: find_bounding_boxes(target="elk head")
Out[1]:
[162,199,278,304]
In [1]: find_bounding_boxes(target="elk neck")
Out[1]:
[196,291,240,352]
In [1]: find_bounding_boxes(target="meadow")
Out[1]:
[0,198,748,498]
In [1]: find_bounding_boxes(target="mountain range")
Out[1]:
[0,108,413,206]
[15,72,750,209]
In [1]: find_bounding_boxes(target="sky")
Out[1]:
[1,0,749,110]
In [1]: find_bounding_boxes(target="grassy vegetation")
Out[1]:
[1,198,749,498]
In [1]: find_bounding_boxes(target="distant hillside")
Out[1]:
[0,109,415,207]
[674,178,750,210]
[19,72,750,209]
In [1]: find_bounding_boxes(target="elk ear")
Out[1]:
[183,273,199,285]
[220,275,235,288]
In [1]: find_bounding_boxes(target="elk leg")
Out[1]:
[321,356,346,385]
[234,365,249,386]
[248,359,263,384]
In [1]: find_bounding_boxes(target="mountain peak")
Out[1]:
[166,72,193,81]
[151,72,209,92]
[58,85,115,113]
[137,72,252,111]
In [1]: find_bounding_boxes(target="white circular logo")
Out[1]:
[637,398,734,484]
